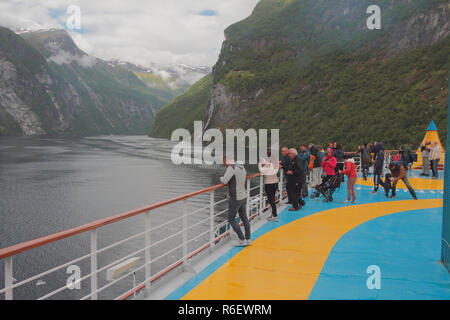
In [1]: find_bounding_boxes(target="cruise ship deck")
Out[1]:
[152,170,449,300]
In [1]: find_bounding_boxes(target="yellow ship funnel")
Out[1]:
[414,120,445,169]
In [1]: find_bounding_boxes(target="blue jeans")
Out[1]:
[431,159,440,177]
[228,199,250,240]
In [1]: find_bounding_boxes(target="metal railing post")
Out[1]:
[5,257,13,300]
[209,191,215,248]
[182,199,188,262]
[246,179,251,217]
[90,229,98,300]
[279,169,284,204]
[145,211,151,293]
[259,175,264,217]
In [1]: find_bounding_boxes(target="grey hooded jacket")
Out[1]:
[220,162,247,201]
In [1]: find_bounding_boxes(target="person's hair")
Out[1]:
[301,144,308,149]
[363,142,368,147]
[288,148,298,155]
[336,143,342,150]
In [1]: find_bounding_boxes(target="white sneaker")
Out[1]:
[267,216,279,222]
[351,200,356,204]
[344,200,351,204]
[245,240,252,246]
[235,240,247,247]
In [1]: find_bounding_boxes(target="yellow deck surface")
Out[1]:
[182,199,443,300]
[355,177,443,190]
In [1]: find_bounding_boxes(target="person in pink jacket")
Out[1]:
[340,155,357,204]
[321,148,337,177]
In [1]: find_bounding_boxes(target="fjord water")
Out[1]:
[0,135,236,300]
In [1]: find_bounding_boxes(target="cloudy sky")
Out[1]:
[0,0,260,67]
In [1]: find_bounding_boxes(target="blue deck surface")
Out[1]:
[166,171,448,300]
[309,207,450,300]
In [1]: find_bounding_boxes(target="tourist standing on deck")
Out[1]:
[321,148,337,185]
[259,151,279,222]
[430,141,441,179]
[309,144,324,188]
[356,143,371,180]
[220,156,251,246]
[298,144,311,198]
[334,144,345,182]
[401,143,414,171]
[420,140,431,176]
[370,142,386,194]
[286,148,305,211]
[340,154,357,204]
[386,162,418,200]
[280,146,293,204]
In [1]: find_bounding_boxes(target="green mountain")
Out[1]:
[0,27,167,136]
[151,74,212,138]
[151,0,449,150]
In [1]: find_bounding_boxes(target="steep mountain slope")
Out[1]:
[150,74,212,138]
[0,27,167,136]
[151,0,449,150]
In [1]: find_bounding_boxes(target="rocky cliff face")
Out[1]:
[0,58,45,134]
[205,0,450,132]
[0,27,167,136]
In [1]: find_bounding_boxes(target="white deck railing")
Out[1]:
[0,170,288,300]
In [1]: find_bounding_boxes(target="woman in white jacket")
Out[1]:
[258,152,279,222]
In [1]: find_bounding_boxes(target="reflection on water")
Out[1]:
[0,135,258,300]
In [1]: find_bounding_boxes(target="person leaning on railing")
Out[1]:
[258,151,279,222]
[220,156,252,247]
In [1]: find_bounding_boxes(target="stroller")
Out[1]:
[310,172,342,202]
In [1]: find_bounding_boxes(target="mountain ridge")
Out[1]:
[0,27,168,136]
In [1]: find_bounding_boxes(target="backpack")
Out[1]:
[308,155,315,170]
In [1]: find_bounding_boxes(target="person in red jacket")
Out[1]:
[340,154,357,204]
[321,148,337,183]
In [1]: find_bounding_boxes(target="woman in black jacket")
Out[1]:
[334,144,345,182]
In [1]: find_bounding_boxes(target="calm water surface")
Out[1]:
[0,135,254,300]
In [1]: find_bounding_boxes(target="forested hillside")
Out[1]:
[151,0,449,150]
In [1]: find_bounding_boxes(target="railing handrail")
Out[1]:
[0,173,261,260]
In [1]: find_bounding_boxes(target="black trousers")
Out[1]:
[373,170,386,190]
[287,178,303,209]
[265,183,278,217]
[336,163,345,182]
[361,162,370,179]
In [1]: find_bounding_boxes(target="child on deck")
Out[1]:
[340,154,357,204]
[393,152,400,162]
